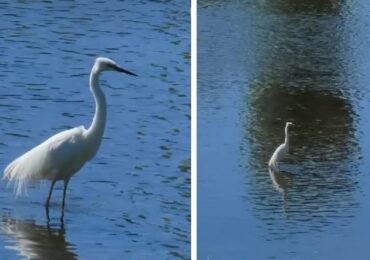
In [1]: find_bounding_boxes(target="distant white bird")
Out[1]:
[3,57,137,211]
[268,122,294,172]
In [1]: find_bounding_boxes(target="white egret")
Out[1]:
[268,122,294,172]
[3,57,137,211]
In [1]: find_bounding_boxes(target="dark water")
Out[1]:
[199,1,370,259]
[0,1,190,259]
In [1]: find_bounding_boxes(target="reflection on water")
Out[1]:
[0,1,190,259]
[2,215,77,260]
[268,168,287,197]
[254,0,345,14]
[241,0,360,236]
[199,0,370,259]
[268,168,288,216]
[245,84,358,168]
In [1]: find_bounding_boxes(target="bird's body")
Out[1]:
[268,122,294,172]
[5,127,87,184]
[3,57,137,210]
[268,143,288,170]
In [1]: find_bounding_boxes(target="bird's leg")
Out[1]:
[45,180,56,208]
[61,179,70,212]
[46,207,51,230]
[60,215,65,230]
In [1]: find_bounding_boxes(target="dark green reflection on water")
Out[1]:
[240,0,360,237]
[199,0,370,258]
[243,84,359,236]
[255,0,345,14]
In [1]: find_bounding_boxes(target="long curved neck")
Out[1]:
[85,67,107,152]
[284,125,289,145]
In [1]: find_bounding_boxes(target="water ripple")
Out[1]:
[0,0,189,259]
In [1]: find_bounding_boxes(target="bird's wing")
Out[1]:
[3,126,86,196]
[269,143,286,166]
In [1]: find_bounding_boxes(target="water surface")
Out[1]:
[198,1,370,259]
[0,1,190,259]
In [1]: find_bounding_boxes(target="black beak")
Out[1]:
[114,65,138,76]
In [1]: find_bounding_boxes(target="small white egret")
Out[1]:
[268,122,294,172]
[3,57,137,211]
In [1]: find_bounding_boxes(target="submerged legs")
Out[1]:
[60,179,69,222]
[44,179,70,210]
[45,180,56,223]
[61,179,70,211]
[45,180,56,208]
[44,179,70,222]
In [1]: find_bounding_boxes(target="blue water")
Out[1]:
[199,1,370,259]
[0,1,190,259]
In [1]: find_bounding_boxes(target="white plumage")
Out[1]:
[268,122,294,172]
[3,57,137,210]
[4,127,87,196]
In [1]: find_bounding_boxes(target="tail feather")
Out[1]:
[3,159,30,197]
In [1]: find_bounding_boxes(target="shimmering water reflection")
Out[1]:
[0,1,190,259]
[199,0,370,259]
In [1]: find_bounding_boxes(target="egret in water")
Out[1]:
[268,122,294,172]
[3,57,137,212]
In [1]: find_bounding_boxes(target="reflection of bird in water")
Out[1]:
[269,168,287,196]
[269,167,288,212]
[268,122,294,172]
[2,217,77,260]
[269,168,286,194]
[3,57,137,213]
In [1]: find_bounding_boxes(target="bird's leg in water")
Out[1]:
[61,179,70,212]
[46,207,51,230]
[45,180,56,208]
